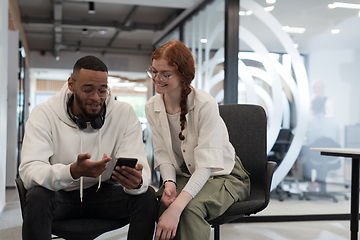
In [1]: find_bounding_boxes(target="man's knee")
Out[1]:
[141,187,157,207]
[25,186,55,209]
[136,186,156,201]
[132,187,157,215]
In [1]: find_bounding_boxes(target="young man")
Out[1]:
[19,55,157,240]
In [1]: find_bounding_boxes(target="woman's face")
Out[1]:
[151,58,182,96]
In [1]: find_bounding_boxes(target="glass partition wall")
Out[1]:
[183,0,225,96]
[155,0,358,220]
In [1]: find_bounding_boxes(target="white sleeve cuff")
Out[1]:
[182,167,211,198]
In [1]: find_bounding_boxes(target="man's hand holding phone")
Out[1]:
[111,157,143,189]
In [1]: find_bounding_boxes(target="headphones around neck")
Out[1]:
[67,95,106,130]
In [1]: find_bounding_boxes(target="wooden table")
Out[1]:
[311,148,360,240]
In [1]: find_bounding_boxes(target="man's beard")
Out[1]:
[75,92,102,120]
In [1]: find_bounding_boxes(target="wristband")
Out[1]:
[163,179,177,187]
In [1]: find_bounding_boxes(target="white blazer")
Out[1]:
[145,88,235,176]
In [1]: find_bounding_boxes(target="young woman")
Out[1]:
[145,40,250,240]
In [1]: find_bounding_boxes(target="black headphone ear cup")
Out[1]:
[75,114,87,129]
[91,117,102,129]
[90,104,106,129]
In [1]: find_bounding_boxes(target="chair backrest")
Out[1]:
[272,128,293,151]
[268,128,294,164]
[219,104,268,203]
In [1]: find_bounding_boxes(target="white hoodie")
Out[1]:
[19,83,150,197]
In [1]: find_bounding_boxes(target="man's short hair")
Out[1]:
[73,55,108,73]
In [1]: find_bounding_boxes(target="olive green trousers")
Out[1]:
[157,156,250,240]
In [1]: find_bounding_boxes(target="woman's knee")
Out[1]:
[181,201,206,221]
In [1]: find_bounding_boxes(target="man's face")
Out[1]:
[68,68,108,121]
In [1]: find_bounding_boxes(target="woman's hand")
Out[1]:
[154,205,181,240]
[155,190,193,240]
[161,182,177,208]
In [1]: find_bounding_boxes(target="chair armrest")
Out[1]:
[265,161,277,204]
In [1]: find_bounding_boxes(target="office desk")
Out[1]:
[311,148,360,240]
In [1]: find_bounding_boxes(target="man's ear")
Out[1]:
[68,77,75,92]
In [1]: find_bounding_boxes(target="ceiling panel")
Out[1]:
[15,0,360,58]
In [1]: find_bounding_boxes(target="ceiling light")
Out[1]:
[200,39,207,43]
[264,6,275,12]
[282,26,306,34]
[239,10,252,16]
[266,0,276,3]
[124,20,132,27]
[88,2,95,14]
[19,46,26,58]
[328,2,360,9]
[331,29,340,34]
[294,44,298,48]
[99,30,107,34]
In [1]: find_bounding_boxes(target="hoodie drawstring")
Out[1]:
[96,130,102,192]
[78,127,103,202]
[78,131,84,202]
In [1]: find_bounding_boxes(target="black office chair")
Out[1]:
[303,137,349,202]
[268,129,304,201]
[208,104,277,240]
[268,128,294,165]
[15,178,130,240]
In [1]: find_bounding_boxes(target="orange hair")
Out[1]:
[151,40,195,140]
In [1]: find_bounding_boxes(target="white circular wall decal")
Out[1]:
[193,0,310,191]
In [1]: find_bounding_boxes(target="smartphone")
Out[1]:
[111,157,138,180]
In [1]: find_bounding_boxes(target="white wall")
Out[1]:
[6,30,19,187]
[29,50,151,73]
[0,0,9,214]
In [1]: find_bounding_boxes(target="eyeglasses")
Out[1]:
[146,67,175,83]
[72,78,110,99]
